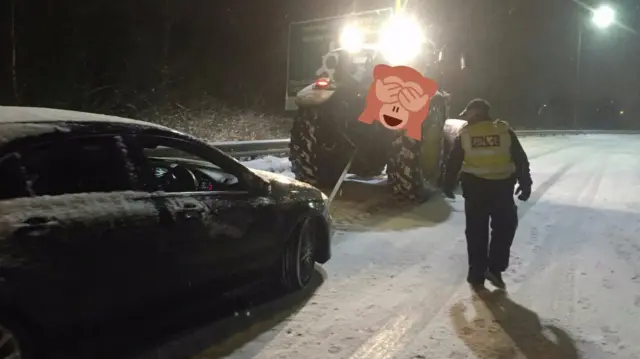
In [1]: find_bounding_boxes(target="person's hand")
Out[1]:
[443,188,456,199]
[515,185,531,201]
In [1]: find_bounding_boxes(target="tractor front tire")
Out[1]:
[386,97,448,201]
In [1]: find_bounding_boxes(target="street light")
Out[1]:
[592,5,615,29]
[573,4,616,128]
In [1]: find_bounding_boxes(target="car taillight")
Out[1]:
[314,78,330,89]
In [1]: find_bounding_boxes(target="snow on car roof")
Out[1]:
[0,106,174,132]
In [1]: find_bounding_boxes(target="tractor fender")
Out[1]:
[295,83,335,107]
[442,118,468,150]
[443,119,467,137]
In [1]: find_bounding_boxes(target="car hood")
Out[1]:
[249,168,327,203]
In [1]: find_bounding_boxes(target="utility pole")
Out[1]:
[573,23,582,129]
[10,0,19,104]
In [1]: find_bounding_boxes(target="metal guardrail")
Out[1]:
[206,130,640,159]
[212,139,291,158]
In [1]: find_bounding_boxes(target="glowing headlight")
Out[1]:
[339,24,364,53]
[378,14,425,65]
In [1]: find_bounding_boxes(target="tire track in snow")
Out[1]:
[288,236,466,359]
[379,146,607,359]
[526,141,580,161]
[344,257,468,359]
[335,145,592,359]
[298,143,594,359]
[531,140,640,359]
[497,149,611,359]
[224,226,467,359]
[510,150,608,293]
[517,145,589,220]
[379,148,610,359]
[567,147,640,358]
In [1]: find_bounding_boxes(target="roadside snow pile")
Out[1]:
[242,156,294,178]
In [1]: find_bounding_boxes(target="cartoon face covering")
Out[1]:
[359,64,438,140]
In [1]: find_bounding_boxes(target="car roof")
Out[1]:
[0,106,174,132]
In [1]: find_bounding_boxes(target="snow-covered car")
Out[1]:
[0,106,332,358]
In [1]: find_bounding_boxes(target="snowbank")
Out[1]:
[241,156,386,183]
[241,156,294,178]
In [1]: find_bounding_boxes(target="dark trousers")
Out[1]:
[462,177,518,283]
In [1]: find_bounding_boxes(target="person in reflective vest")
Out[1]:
[442,98,532,291]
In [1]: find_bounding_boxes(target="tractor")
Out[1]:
[288,12,466,201]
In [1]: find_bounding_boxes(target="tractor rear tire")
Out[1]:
[290,106,387,187]
[289,107,344,188]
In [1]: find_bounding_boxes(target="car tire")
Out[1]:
[280,217,316,291]
[0,313,34,359]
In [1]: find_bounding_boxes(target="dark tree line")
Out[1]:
[0,0,637,129]
[1,0,292,115]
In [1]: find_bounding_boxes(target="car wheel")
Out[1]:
[280,218,316,291]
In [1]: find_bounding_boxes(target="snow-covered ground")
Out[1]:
[203,135,640,359]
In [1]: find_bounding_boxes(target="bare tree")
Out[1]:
[161,0,173,86]
[10,0,19,104]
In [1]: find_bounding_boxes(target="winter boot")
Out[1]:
[485,270,506,289]
[467,274,487,292]
[468,282,489,293]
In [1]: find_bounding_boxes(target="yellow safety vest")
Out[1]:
[460,120,516,180]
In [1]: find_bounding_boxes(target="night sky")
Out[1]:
[0,0,638,127]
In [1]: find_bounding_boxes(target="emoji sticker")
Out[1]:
[358,64,438,140]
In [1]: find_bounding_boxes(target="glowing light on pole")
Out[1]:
[573,4,616,128]
[592,4,615,29]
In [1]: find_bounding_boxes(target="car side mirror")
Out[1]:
[246,173,271,196]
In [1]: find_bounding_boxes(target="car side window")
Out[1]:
[133,135,248,193]
[18,136,137,196]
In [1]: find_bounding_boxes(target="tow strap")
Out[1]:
[324,134,357,217]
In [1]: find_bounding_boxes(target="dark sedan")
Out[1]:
[0,106,332,358]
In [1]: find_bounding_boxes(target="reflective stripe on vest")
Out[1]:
[460,120,516,180]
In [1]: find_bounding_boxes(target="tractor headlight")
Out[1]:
[339,24,365,53]
[378,14,425,66]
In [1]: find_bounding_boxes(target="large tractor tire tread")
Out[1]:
[386,96,448,201]
[289,108,320,185]
[289,108,344,188]
[387,135,428,200]
[290,106,389,186]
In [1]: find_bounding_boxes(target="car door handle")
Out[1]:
[14,217,61,238]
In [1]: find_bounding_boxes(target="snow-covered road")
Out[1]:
[195,135,640,359]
